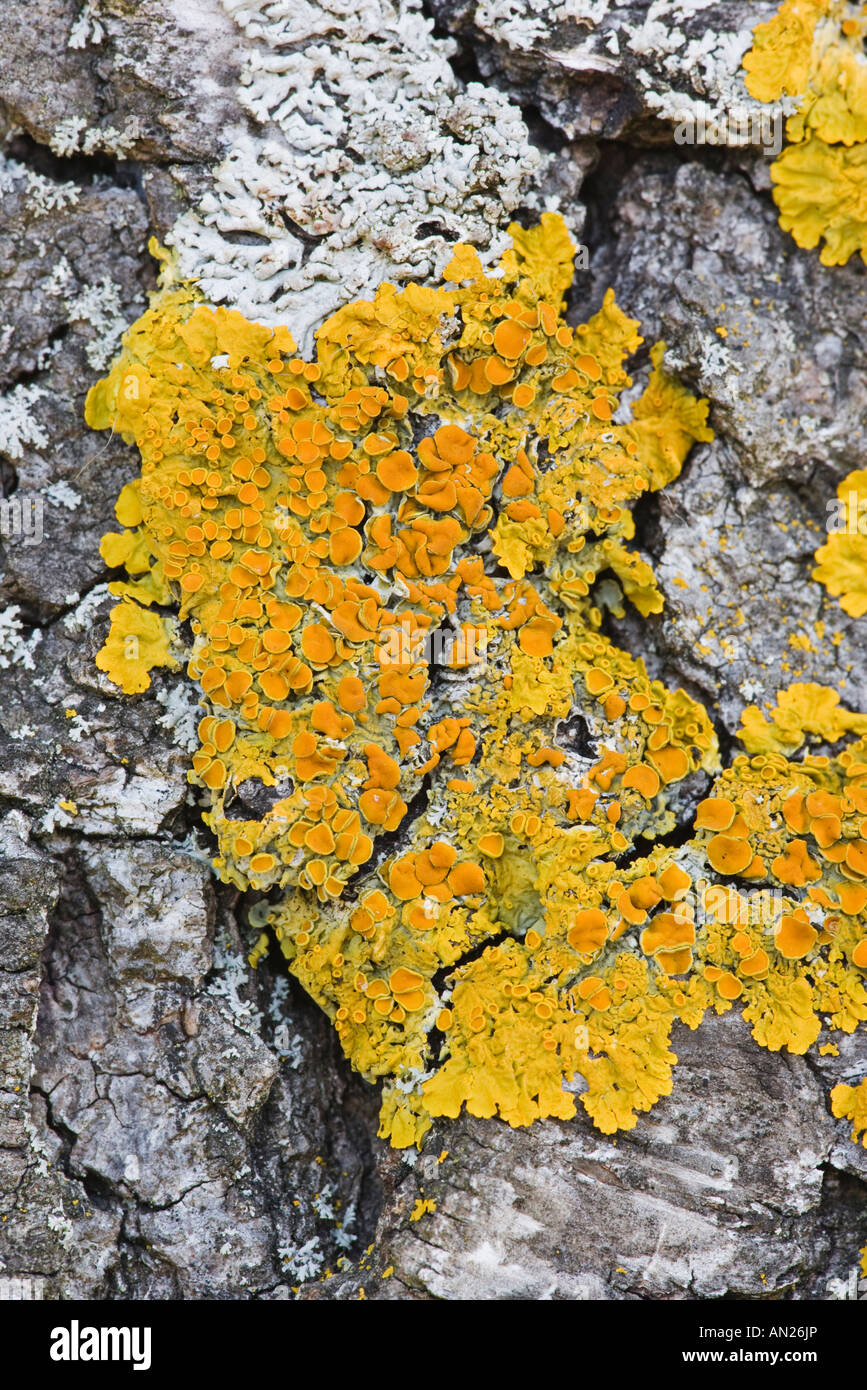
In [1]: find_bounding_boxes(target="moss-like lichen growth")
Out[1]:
[87,220,867,1148]
[744,0,867,265]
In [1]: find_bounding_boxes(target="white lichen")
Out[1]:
[44,256,76,299]
[63,584,112,637]
[50,115,144,159]
[44,479,83,511]
[155,680,203,752]
[0,153,81,216]
[0,605,42,670]
[67,277,129,371]
[209,927,264,1035]
[311,1185,337,1222]
[168,0,546,349]
[68,1,106,49]
[50,117,88,157]
[272,1021,305,1069]
[66,714,92,744]
[278,1234,324,1282]
[0,385,48,461]
[333,1198,357,1250]
[40,798,79,832]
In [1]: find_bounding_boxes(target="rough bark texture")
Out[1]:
[1,0,865,1300]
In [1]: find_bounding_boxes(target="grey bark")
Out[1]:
[0,0,865,1300]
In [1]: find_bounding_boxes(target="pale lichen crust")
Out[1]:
[86,219,867,1149]
[169,0,546,350]
[743,0,867,265]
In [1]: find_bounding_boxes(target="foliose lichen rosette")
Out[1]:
[86,216,867,1149]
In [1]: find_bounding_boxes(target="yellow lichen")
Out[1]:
[742,0,832,104]
[737,681,867,754]
[830,1074,867,1144]
[95,599,179,694]
[86,219,867,1150]
[813,468,867,616]
[743,1,867,265]
[408,1198,437,1221]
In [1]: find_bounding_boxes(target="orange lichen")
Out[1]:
[775,910,819,959]
[695,797,736,832]
[86,225,867,1151]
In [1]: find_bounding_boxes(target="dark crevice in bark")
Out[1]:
[5,127,145,194]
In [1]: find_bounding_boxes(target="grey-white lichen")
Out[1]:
[68,0,106,50]
[44,480,83,511]
[168,0,547,349]
[0,153,80,216]
[0,605,41,670]
[0,384,48,460]
[442,0,786,140]
[66,277,129,371]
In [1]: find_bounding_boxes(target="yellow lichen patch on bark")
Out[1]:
[744,1,867,265]
[86,220,867,1149]
[738,681,867,754]
[831,1074,867,1144]
[95,599,179,693]
[813,468,867,617]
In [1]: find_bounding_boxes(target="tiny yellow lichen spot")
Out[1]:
[409,1198,437,1221]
